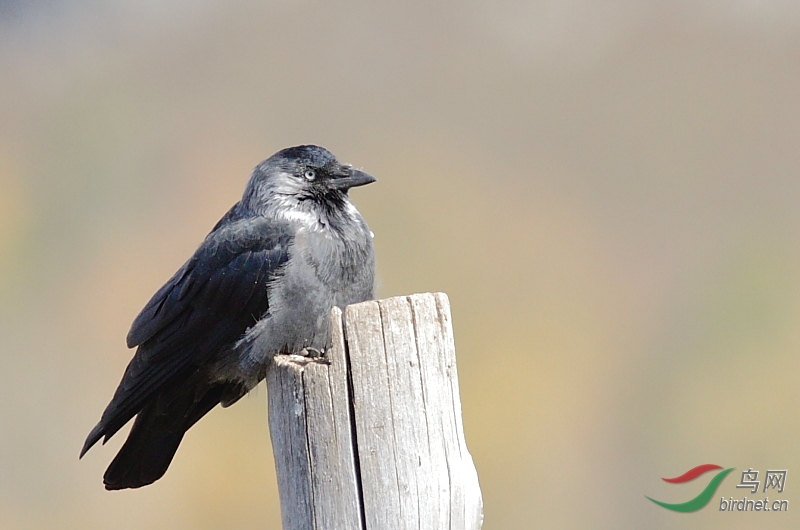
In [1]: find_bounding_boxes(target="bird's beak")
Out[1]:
[330,169,377,190]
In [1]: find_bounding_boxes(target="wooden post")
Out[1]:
[266,293,483,530]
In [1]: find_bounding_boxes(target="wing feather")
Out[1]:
[82,213,292,455]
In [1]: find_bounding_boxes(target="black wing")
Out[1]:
[81,211,291,456]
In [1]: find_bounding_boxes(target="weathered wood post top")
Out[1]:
[267,292,483,530]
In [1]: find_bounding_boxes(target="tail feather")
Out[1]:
[103,419,186,490]
[100,382,227,490]
[80,355,193,459]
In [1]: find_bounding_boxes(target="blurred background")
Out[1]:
[1,1,799,528]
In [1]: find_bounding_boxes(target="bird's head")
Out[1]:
[243,145,376,221]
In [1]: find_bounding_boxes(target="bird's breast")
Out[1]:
[234,220,375,376]
[296,222,375,289]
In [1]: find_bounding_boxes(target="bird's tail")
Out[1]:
[102,382,226,490]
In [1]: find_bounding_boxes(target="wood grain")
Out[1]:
[267,294,483,529]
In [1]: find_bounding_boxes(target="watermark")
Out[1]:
[735,468,787,494]
[720,468,789,512]
[719,497,788,512]
[646,464,789,513]
[646,464,732,512]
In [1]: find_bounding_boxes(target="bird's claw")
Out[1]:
[301,347,330,364]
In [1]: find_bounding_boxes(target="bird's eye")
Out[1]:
[303,169,316,181]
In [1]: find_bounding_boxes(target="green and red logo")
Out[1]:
[646,464,734,512]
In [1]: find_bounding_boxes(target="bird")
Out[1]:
[80,145,377,490]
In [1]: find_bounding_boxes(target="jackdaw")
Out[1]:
[81,145,376,490]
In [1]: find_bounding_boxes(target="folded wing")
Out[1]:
[81,213,291,457]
